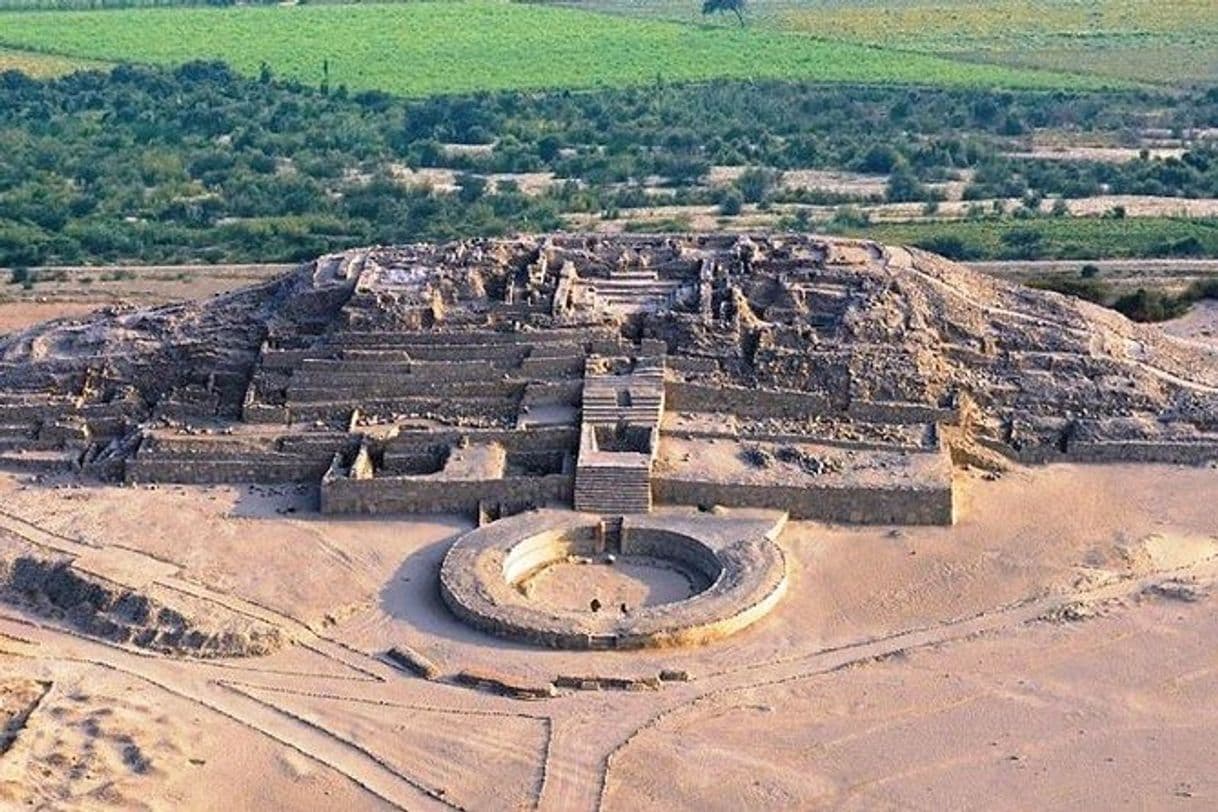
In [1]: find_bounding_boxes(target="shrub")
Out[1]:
[1029,276,1110,304]
[718,190,744,216]
[734,168,780,204]
[1112,288,1189,322]
[913,235,978,261]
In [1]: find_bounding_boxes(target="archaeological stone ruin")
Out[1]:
[2,233,1217,647]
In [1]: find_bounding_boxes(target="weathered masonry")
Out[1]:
[2,234,1217,527]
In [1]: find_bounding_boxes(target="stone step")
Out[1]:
[581,393,663,402]
[594,291,675,302]
[581,402,662,410]
[575,479,650,490]
[573,498,651,514]
[574,491,650,502]
[575,479,651,489]
[606,270,659,280]
[575,486,650,497]
[575,472,651,482]
[575,493,649,503]
[576,495,649,503]
[581,409,663,419]
[582,397,663,405]
[575,466,651,477]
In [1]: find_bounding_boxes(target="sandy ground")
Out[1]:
[1162,300,1218,344]
[1008,145,1187,163]
[0,265,289,336]
[607,596,1218,809]
[1,457,1216,810]
[708,166,889,197]
[388,164,561,196]
[523,557,697,611]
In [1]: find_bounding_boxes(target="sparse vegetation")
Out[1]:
[0,62,1202,267]
[1031,270,1218,322]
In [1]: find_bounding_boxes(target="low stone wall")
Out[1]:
[287,379,521,403]
[652,477,954,525]
[126,456,331,484]
[981,437,1218,466]
[665,382,955,427]
[258,348,313,371]
[665,356,720,375]
[0,403,76,422]
[0,450,80,474]
[286,395,517,424]
[522,380,583,407]
[243,403,290,424]
[665,382,837,419]
[519,355,586,378]
[0,553,285,658]
[380,425,578,455]
[660,425,927,453]
[846,400,956,425]
[1068,440,1218,464]
[319,473,572,515]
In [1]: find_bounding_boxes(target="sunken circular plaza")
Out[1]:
[439,509,789,649]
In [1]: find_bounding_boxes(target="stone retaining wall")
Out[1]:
[982,437,1218,466]
[319,473,572,515]
[126,457,331,484]
[652,477,954,525]
[665,382,837,419]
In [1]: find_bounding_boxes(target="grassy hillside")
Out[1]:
[0,2,1116,95]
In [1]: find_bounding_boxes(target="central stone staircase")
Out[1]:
[572,356,665,515]
[574,456,653,514]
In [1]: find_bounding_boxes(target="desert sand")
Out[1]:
[1,458,1216,810]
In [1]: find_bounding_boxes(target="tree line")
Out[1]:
[4,60,1218,267]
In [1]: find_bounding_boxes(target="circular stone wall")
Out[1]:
[439,510,788,650]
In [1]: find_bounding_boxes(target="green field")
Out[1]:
[833,217,1218,261]
[543,0,1218,85]
[0,2,1118,94]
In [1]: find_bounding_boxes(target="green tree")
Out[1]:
[885,163,928,203]
[734,168,779,204]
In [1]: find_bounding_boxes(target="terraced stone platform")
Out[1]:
[2,233,1217,529]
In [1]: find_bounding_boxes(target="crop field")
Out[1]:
[837,217,1218,262]
[0,2,1116,95]
[0,46,98,76]
[778,0,1218,86]
[543,0,1218,85]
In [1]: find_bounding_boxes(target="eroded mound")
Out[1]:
[0,552,284,657]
